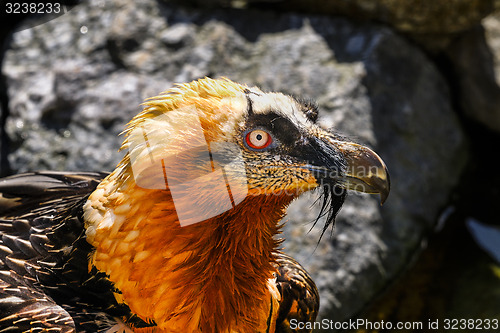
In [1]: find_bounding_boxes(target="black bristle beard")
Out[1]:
[312,181,347,242]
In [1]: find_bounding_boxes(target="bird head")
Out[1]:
[83,77,390,330]
[119,77,389,229]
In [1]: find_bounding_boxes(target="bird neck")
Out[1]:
[83,169,294,332]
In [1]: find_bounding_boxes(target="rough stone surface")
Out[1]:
[178,0,496,52]
[443,19,500,133]
[485,10,500,81]
[179,0,495,33]
[475,10,500,133]
[2,0,468,324]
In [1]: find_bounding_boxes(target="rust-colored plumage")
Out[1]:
[0,78,389,332]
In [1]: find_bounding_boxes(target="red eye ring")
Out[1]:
[245,129,273,150]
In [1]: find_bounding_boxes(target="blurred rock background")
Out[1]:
[1,0,499,331]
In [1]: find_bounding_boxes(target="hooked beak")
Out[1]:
[333,140,390,204]
[294,134,390,239]
[298,133,390,204]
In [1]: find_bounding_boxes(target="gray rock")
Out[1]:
[2,0,468,325]
[485,11,500,81]
[175,0,495,51]
[273,0,494,34]
[469,11,500,133]
[442,23,500,134]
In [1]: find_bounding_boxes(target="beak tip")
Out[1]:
[379,189,389,205]
[379,167,390,205]
[325,138,391,205]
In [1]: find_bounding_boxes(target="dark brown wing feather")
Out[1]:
[0,171,104,214]
[274,252,320,333]
[0,172,151,332]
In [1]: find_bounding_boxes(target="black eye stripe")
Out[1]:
[293,96,319,123]
[245,94,254,116]
[244,111,302,147]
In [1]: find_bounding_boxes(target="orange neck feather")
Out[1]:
[84,168,294,332]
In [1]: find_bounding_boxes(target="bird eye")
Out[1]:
[245,129,272,150]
